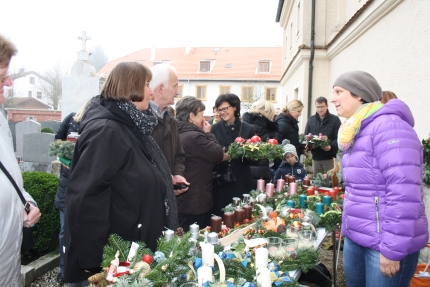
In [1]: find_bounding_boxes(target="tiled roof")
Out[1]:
[10,97,51,109]
[98,47,282,81]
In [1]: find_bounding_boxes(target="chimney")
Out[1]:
[185,41,191,54]
[151,45,156,61]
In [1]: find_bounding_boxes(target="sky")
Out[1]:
[1,0,283,73]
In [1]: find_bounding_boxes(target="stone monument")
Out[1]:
[15,117,41,158]
[61,31,105,120]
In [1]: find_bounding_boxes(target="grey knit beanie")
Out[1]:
[282,139,298,160]
[333,71,382,103]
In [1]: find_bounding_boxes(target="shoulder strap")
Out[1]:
[0,161,29,211]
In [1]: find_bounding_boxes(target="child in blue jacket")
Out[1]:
[275,140,307,181]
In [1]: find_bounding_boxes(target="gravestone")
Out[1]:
[62,31,105,121]
[15,118,40,158]
[23,133,56,163]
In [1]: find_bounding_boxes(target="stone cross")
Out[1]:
[78,31,91,51]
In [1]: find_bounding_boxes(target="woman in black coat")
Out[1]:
[275,99,305,160]
[211,94,255,217]
[176,97,224,230]
[242,100,278,187]
[63,63,178,285]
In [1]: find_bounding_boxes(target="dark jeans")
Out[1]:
[343,237,419,287]
[179,212,211,232]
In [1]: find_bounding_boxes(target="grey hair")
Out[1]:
[149,64,177,91]
[175,96,206,122]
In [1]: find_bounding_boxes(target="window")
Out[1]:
[241,86,254,102]
[176,85,184,99]
[30,77,35,84]
[265,87,277,101]
[258,61,270,73]
[152,61,163,66]
[37,92,42,99]
[289,22,293,49]
[200,61,210,72]
[219,86,231,95]
[196,85,207,100]
[28,91,32,97]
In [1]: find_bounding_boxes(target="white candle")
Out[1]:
[197,266,213,286]
[256,267,272,287]
[201,242,214,266]
[255,247,268,269]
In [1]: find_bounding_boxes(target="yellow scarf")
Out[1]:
[338,102,382,151]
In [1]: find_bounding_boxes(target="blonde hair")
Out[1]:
[73,99,91,123]
[250,100,275,121]
[282,100,304,113]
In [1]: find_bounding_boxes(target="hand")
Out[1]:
[203,121,212,133]
[380,254,400,278]
[321,145,331,151]
[221,152,230,162]
[23,204,41,228]
[172,175,189,196]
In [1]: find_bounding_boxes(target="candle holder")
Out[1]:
[266,237,284,257]
[232,197,241,207]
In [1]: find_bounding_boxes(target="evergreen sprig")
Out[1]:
[48,139,75,160]
[227,142,284,162]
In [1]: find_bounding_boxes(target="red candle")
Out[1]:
[303,176,311,186]
[243,204,252,220]
[290,175,296,183]
[276,179,285,192]
[266,183,274,198]
[329,189,336,201]
[223,212,234,228]
[234,208,245,224]
[306,187,315,196]
[283,175,290,183]
[210,215,222,233]
[257,178,265,191]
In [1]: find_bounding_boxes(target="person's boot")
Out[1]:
[56,271,64,283]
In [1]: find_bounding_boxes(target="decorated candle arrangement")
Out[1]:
[254,247,269,269]
[223,211,234,228]
[329,189,337,201]
[243,204,252,220]
[276,178,285,192]
[287,199,295,208]
[315,202,324,215]
[265,183,274,198]
[256,267,272,287]
[306,186,315,196]
[197,266,213,286]
[201,242,214,266]
[289,175,296,183]
[210,215,222,233]
[164,229,174,241]
[234,207,245,224]
[289,182,297,195]
[303,176,311,186]
[299,194,307,208]
[323,195,332,206]
[257,178,265,191]
[189,223,199,233]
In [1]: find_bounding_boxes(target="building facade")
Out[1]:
[98,46,284,116]
[276,0,430,140]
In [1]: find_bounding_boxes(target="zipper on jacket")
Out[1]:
[375,196,380,232]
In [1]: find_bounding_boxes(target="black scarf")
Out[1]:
[116,101,178,230]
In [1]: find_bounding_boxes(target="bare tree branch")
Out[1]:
[38,62,64,110]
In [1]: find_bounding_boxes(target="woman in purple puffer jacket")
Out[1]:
[331,71,428,287]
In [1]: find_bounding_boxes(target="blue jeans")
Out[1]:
[59,210,65,274]
[343,237,419,287]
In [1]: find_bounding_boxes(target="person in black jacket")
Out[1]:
[304,97,341,175]
[176,97,224,230]
[53,112,79,283]
[275,100,305,160]
[63,62,177,285]
[211,94,255,216]
[242,100,278,187]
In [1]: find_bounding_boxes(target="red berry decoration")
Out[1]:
[142,254,153,264]
[250,135,262,143]
[235,137,245,143]
[267,138,278,145]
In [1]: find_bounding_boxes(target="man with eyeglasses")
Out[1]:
[304,96,341,175]
[0,34,41,286]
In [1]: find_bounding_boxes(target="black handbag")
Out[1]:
[0,161,35,252]
[212,162,237,188]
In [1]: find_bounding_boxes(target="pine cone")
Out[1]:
[175,227,185,237]
[196,242,202,251]
[277,224,287,234]
[88,272,105,284]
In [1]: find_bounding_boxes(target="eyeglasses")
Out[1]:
[217,106,231,113]
[0,74,10,83]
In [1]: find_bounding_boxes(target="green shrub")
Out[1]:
[22,171,59,256]
[41,127,54,133]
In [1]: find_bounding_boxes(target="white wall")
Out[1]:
[329,0,430,140]
[12,74,51,107]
